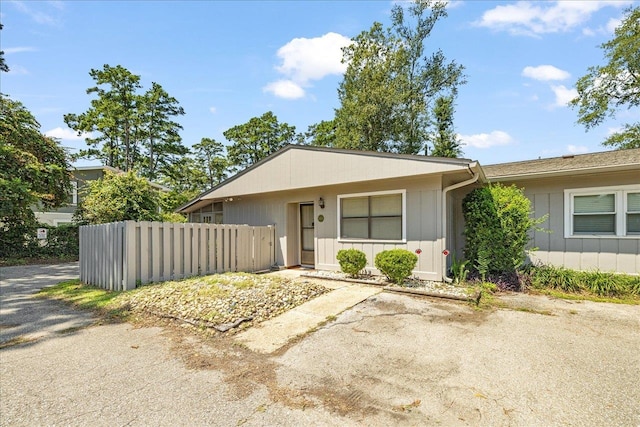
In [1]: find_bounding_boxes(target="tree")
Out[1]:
[570,6,640,150]
[76,170,160,224]
[139,82,187,180]
[224,111,296,169]
[334,0,465,154]
[429,95,463,157]
[0,24,9,73]
[298,119,337,147]
[64,64,187,176]
[65,65,142,170]
[0,95,71,257]
[192,137,229,189]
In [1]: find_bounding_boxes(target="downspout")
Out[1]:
[442,164,480,283]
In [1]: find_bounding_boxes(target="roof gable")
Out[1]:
[181,145,475,211]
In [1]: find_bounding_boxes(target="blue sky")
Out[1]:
[2,0,637,167]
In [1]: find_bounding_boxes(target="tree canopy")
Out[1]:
[0,94,71,256]
[334,0,465,155]
[224,111,296,169]
[429,95,463,158]
[570,6,640,150]
[64,64,187,178]
[75,170,160,224]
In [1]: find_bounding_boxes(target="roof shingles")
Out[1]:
[483,148,640,179]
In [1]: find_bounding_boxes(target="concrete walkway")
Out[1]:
[236,271,381,353]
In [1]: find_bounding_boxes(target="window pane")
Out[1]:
[302,229,314,250]
[574,194,615,213]
[213,202,223,212]
[301,205,314,227]
[342,218,368,239]
[627,213,640,233]
[214,213,223,224]
[627,193,640,213]
[574,214,615,234]
[342,197,368,217]
[371,217,402,240]
[371,194,402,216]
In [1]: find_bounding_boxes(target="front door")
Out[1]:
[300,203,315,266]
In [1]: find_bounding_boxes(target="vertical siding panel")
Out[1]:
[533,193,550,265]
[199,224,208,275]
[598,240,619,272]
[216,226,224,272]
[581,239,599,271]
[548,193,566,267]
[618,240,639,274]
[564,239,583,270]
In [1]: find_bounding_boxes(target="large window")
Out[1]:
[565,185,640,237]
[338,190,405,241]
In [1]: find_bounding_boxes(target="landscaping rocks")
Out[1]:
[115,274,329,333]
[303,270,469,299]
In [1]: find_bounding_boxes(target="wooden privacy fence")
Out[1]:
[79,221,276,291]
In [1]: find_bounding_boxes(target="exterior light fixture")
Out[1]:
[319,197,325,209]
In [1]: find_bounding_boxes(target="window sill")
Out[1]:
[338,238,407,244]
[565,234,640,239]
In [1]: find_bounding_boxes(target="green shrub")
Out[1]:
[462,183,546,275]
[529,265,581,293]
[375,249,418,285]
[336,249,367,277]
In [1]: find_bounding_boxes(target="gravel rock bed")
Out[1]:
[114,273,329,332]
[303,270,470,299]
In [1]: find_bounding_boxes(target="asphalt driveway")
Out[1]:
[1,263,639,426]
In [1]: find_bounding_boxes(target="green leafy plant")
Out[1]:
[375,249,418,285]
[336,249,367,278]
[462,183,546,276]
[450,253,469,284]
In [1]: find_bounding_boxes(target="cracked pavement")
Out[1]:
[1,263,639,426]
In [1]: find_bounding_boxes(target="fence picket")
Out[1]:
[80,222,275,290]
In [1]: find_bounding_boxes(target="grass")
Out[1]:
[35,279,128,319]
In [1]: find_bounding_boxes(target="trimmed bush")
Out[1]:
[336,249,367,277]
[462,183,546,275]
[375,249,418,285]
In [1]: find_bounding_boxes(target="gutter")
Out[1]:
[441,164,480,283]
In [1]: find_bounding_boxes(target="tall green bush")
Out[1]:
[462,183,545,275]
[375,249,418,285]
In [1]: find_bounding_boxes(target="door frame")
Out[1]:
[299,202,315,267]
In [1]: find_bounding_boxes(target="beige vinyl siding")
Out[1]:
[198,175,448,281]
[507,171,639,274]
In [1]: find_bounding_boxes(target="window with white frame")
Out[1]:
[67,181,78,206]
[338,190,405,241]
[565,185,640,237]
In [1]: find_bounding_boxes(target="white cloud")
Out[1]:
[264,32,352,99]
[45,127,92,140]
[522,65,570,81]
[209,106,217,114]
[476,1,631,36]
[567,144,589,154]
[263,80,305,100]
[459,130,514,148]
[3,46,36,54]
[11,0,60,25]
[606,17,622,33]
[551,85,578,107]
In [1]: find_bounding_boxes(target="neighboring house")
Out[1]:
[483,148,639,275]
[177,145,639,279]
[34,166,170,226]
